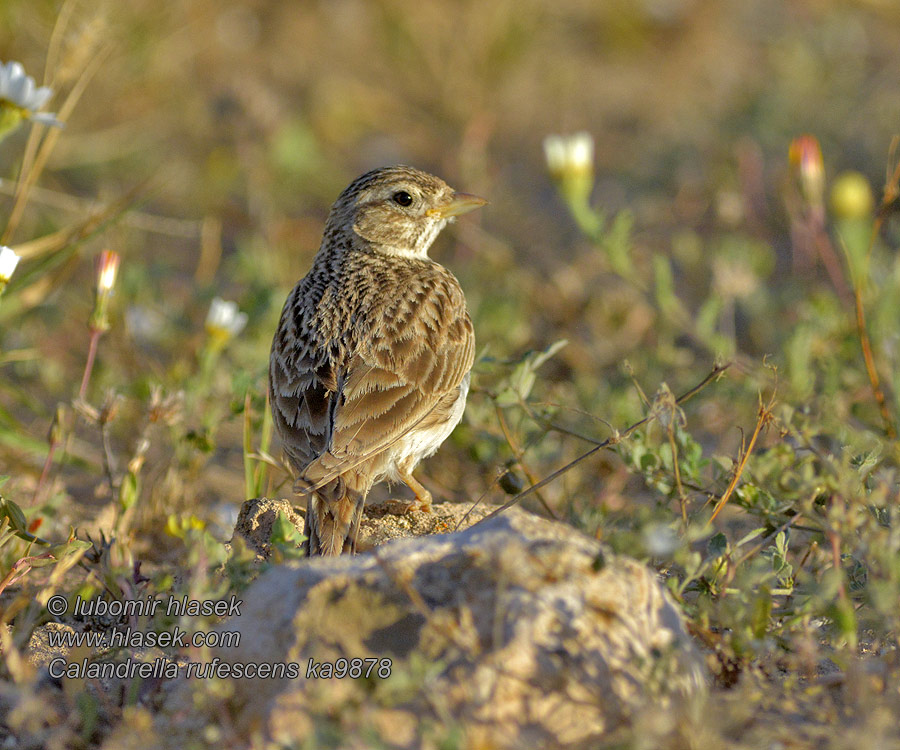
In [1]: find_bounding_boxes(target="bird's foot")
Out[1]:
[399,472,433,513]
[412,490,433,513]
[379,498,418,515]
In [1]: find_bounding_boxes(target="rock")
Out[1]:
[231,496,498,557]
[27,622,77,671]
[177,506,704,748]
[231,496,306,558]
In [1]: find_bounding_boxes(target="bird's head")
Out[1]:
[323,165,487,259]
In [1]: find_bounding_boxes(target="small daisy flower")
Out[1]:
[543,132,594,181]
[544,132,596,212]
[0,60,62,138]
[0,245,21,284]
[206,297,248,342]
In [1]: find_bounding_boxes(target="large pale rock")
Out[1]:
[192,506,704,748]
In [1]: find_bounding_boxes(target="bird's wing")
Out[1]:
[269,279,342,473]
[299,265,474,491]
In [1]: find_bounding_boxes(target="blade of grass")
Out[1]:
[243,391,254,501]
[3,41,114,244]
[253,390,274,498]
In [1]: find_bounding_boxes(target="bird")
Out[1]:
[269,165,486,556]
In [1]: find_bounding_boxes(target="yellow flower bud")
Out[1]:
[829,171,874,221]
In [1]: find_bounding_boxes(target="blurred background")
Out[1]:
[7,2,900,743]
[1,0,900,551]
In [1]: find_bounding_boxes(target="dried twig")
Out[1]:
[494,405,557,519]
[847,138,900,440]
[708,387,777,523]
[471,362,731,526]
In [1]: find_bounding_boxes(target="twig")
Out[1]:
[852,285,894,439]
[525,401,611,444]
[732,513,801,569]
[79,328,102,400]
[31,443,58,508]
[708,387,776,524]
[0,553,55,599]
[494,405,557,519]
[454,428,555,531]
[101,421,118,495]
[667,421,688,523]
[848,141,900,440]
[828,515,846,602]
[811,224,852,305]
[0,179,203,238]
[472,362,731,526]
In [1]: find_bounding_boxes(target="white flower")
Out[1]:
[205,297,248,339]
[543,132,594,179]
[0,245,20,283]
[0,60,62,127]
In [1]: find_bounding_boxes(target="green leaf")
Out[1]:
[750,585,772,640]
[828,598,858,649]
[602,210,635,279]
[269,510,306,560]
[708,532,728,557]
[118,472,139,511]
[0,496,28,533]
[735,527,766,547]
[22,552,57,568]
[48,539,92,558]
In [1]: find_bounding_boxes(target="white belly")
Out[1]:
[382,372,470,481]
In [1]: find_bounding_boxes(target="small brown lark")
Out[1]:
[269,166,486,556]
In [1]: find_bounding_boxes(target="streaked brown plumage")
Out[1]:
[269,166,486,556]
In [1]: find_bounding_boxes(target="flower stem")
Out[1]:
[79,328,102,401]
[30,440,57,506]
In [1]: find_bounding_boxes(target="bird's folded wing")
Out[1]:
[270,349,338,472]
[300,272,474,490]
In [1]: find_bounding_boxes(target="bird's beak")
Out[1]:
[427,192,488,219]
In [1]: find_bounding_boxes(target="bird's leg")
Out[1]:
[347,494,367,553]
[399,471,433,512]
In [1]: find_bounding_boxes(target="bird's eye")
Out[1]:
[392,190,413,207]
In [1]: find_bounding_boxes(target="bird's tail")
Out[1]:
[303,476,365,556]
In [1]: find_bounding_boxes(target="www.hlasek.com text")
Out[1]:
[45,624,240,650]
